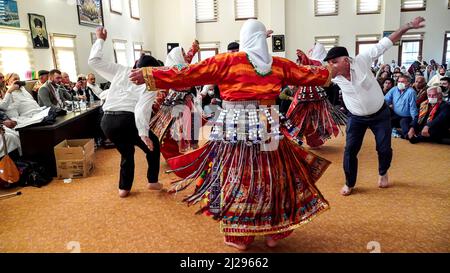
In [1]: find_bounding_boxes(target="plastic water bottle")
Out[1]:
[80,99,86,111]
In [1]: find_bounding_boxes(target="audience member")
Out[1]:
[413,75,428,106]
[0,72,6,99]
[382,78,395,95]
[428,67,447,86]
[38,69,74,108]
[409,86,450,144]
[61,72,75,91]
[73,74,99,102]
[32,70,49,100]
[385,75,418,139]
[440,77,449,102]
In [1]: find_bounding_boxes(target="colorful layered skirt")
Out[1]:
[167,100,331,236]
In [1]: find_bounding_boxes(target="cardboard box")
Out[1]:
[54,139,95,179]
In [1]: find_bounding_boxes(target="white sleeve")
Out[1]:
[0,92,13,110]
[358,37,394,69]
[135,89,157,137]
[88,39,123,82]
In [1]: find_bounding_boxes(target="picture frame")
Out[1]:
[129,0,140,20]
[28,13,49,49]
[167,43,180,54]
[272,35,285,52]
[109,0,122,15]
[77,0,104,28]
[0,0,20,28]
[91,32,97,44]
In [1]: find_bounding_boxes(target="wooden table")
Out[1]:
[17,104,102,177]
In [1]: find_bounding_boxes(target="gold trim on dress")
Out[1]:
[143,67,157,91]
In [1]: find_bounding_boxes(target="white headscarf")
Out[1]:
[240,19,272,75]
[165,47,186,67]
[310,43,327,62]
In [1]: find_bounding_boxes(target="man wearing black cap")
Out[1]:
[89,27,163,198]
[32,70,49,101]
[325,16,426,196]
[227,42,240,53]
[33,18,49,48]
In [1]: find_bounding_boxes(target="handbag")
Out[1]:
[0,125,20,184]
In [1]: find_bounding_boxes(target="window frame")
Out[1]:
[109,0,123,15]
[195,0,218,23]
[398,39,423,68]
[443,31,450,66]
[133,41,144,62]
[234,0,258,21]
[129,0,141,20]
[314,0,339,17]
[357,0,382,15]
[112,39,129,66]
[401,0,426,12]
[355,35,380,55]
[50,33,79,81]
[315,36,340,52]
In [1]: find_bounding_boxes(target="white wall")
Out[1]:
[285,0,450,64]
[15,0,147,82]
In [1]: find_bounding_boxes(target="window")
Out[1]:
[355,35,380,55]
[235,0,257,20]
[133,42,144,62]
[398,33,424,68]
[0,28,33,80]
[443,32,450,66]
[113,39,128,66]
[110,0,123,15]
[315,0,338,16]
[129,0,140,20]
[195,0,218,23]
[51,34,78,81]
[357,0,382,14]
[401,0,426,11]
[192,42,219,63]
[315,36,339,52]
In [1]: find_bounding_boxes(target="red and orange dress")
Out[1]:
[286,50,347,148]
[142,52,332,242]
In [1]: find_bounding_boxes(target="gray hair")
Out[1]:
[427,86,442,95]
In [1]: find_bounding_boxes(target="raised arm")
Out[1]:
[130,54,226,91]
[88,27,122,82]
[283,59,332,88]
[389,17,425,46]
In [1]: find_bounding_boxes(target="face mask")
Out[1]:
[208,91,215,96]
[440,73,446,76]
[397,83,406,90]
[428,98,438,104]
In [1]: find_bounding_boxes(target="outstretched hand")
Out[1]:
[129,69,145,85]
[409,17,426,29]
[266,30,274,38]
[141,136,154,151]
[96,27,107,40]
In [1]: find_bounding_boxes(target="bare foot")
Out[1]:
[148,182,163,191]
[378,174,389,188]
[224,238,249,251]
[340,185,353,196]
[119,189,130,198]
[265,236,278,248]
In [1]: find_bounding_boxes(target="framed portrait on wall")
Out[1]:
[272,35,285,52]
[77,0,104,28]
[28,13,49,49]
[109,0,122,15]
[0,0,20,28]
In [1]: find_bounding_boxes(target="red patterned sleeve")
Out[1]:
[142,54,229,91]
[283,59,332,87]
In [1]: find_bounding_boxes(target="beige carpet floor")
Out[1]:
[0,134,449,253]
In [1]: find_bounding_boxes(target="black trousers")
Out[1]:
[344,105,393,188]
[101,112,160,191]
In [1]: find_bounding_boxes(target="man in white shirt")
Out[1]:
[87,73,107,101]
[325,16,426,196]
[88,27,162,198]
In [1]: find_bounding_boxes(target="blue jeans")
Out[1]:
[390,112,413,138]
[344,106,393,188]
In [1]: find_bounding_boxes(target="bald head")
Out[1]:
[415,75,426,89]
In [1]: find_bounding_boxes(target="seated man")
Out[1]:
[409,86,450,144]
[38,69,75,108]
[385,75,418,139]
[440,77,449,102]
[87,73,106,101]
[2,73,51,128]
[73,74,100,103]
[32,70,49,101]
[0,72,6,98]
[413,75,428,106]
[61,72,75,91]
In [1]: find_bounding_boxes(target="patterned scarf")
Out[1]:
[418,101,441,125]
